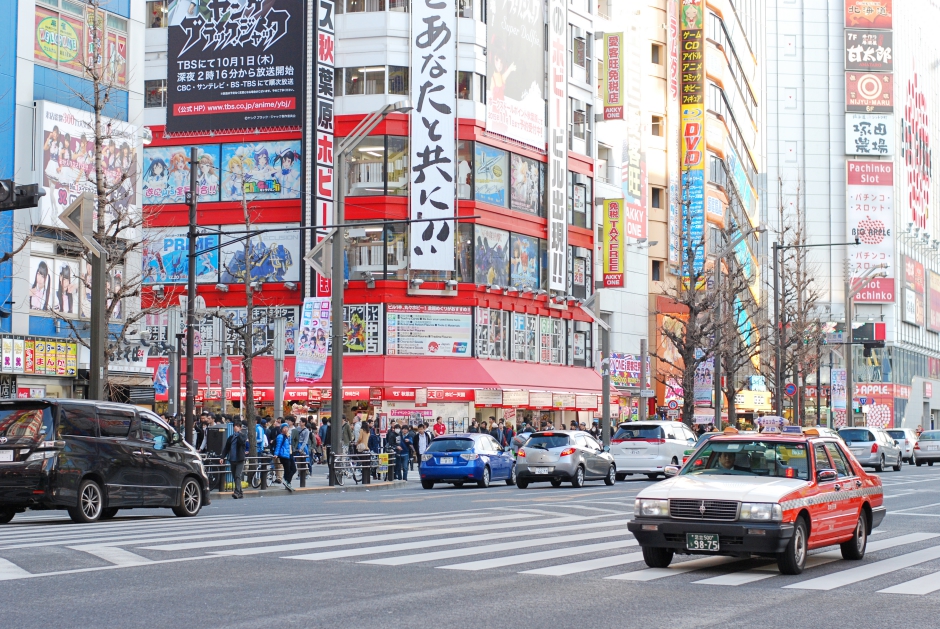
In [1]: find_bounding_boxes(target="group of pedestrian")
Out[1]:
[467,416,515,447]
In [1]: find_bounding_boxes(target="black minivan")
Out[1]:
[0,398,210,524]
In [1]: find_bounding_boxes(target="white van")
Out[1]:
[610,421,698,480]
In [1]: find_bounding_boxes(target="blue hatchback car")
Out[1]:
[419,433,516,489]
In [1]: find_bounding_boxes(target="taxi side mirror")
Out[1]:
[664,465,680,477]
[817,469,838,483]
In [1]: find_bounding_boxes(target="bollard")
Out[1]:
[362,452,370,485]
[260,456,268,490]
[299,455,307,488]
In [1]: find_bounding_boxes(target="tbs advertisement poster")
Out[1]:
[486,0,545,149]
[166,0,304,133]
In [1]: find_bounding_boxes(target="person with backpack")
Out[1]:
[266,417,283,484]
[502,422,515,449]
[273,422,296,492]
[219,422,248,499]
[296,419,311,473]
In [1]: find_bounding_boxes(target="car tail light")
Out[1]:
[646,439,666,444]
[559,447,576,456]
[914,442,921,450]
[871,443,879,453]
[459,453,479,460]
[611,439,624,444]
[518,449,526,457]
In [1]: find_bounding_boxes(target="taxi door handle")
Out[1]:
[833,484,842,492]
[855,480,862,488]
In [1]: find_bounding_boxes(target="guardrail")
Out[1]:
[201,453,315,492]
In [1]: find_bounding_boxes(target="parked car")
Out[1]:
[914,430,940,466]
[516,430,616,488]
[838,427,903,472]
[0,399,209,524]
[610,421,698,480]
[886,428,918,463]
[419,434,515,489]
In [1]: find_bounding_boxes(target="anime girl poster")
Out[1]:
[220,141,302,201]
[143,145,220,204]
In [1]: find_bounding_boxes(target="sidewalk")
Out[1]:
[211,465,412,500]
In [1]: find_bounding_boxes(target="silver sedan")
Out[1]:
[515,430,617,488]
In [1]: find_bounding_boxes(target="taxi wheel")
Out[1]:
[777,517,808,575]
[929,461,934,466]
[840,512,868,560]
[642,546,674,568]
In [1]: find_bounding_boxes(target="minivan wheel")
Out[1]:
[173,478,203,517]
[68,479,104,523]
[100,508,119,520]
[0,509,15,524]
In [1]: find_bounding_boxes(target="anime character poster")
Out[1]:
[474,225,510,286]
[510,154,540,214]
[36,101,137,229]
[143,145,220,204]
[142,229,220,284]
[296,297,330,381]
[220,141,302,201]
[510,233,539,290]
[218,223,300,284]
[485,0,545,149]
[474,144,509,207]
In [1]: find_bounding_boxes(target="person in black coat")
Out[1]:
[219,422,248,498]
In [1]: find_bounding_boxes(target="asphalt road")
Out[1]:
[2,464,940,628]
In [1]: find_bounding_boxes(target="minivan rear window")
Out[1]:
[919,431,940,441]
[886,430,906,440]
[0,403,54,445]
[839,429,874,442]
[613,425,665,441]
[525,434,571,449]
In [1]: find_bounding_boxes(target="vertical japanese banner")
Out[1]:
[314,0,335,296]
[547,0,568,291]
[296,297,331,381]
[603,199,624,287]
[622,8,646,241]
[410,0,457,271]
[667,0,681,270]
[847,160,895,303]
[679,0,706,278]
[603,33,623,120]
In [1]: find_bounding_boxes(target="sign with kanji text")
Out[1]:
[845,29,892,72]
[846,113,894,155]
[603,33,623,120]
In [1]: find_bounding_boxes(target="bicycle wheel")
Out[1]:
[335,468,345,486]
[249,469,261,489]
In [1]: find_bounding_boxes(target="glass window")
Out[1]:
[476,307,509,360]
[568,247,592,298]
[651,43,662,64]
[344,67,364,95]
[59,405,97,438]
[385,223,408,280]
[571,26,586,70]
[146,1,168,28]
[512,312,538,362]
[145,79,166,108]
[345,135,385,196]
[427,438,474,452]
[525,434,571,449]
[388,0,408,11]
[825,443,853,477]
[459,0,474,18]
[681,440,810,480]
[572,320,592,367]
[457,141,473,200]
[474,225,510,286]
[570,98,587,140]
[97,408,135,438]
[347,222,386,280]
[568,172,592,228]
[140,412,171,450]
[0,405,54,445]
[540,316,565,364]
[479,74,487,104]
[458,71,473,100]
[651,115,664,136]
[474,144,509,207]
[106,14,127,32]
[386,136,408,196]
[344,66,385,95]
[340,0,386,13]
[509,233,540,290]
[651,186,664,209]
[510,154,541,214]
[389,66,408,95]
[456,222,474,283]
[814,444,832,473]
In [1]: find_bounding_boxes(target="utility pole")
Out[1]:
[844,270,854,427]
[773,241,783,416]
[167,308,180,417]
[220,337,230,416]
[329,139,346,486]
[600,312,611,449]
[184,147,198,444]
[274,316,286,420]
[639,338,649,421]
[714,258,723,427]
[89,251,108,400]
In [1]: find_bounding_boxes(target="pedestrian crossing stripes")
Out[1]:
[0,506,939,595]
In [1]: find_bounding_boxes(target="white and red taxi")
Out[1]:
[628,429,885,575]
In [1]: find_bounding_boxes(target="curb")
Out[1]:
[210,480,409,500]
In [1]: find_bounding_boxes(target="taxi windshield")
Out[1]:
[681,440,809,480]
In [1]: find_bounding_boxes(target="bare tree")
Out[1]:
[650,168,720,425]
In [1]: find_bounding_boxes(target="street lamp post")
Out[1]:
[184,147,198,445]
[329,101,412,486]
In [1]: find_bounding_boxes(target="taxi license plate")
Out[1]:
[440,457,454,464]
[0,450,12,462]
[530,467,550,475]
[687,533,719,552]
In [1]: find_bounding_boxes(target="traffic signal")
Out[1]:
[0,181,45,211]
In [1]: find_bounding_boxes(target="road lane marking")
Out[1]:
[878,570,940,595]
[439,540,637,571]
[521,551,645,576]
[785,545,940,590]
[813,533,940,560]
[69,546,153,566]
[692,556,838,586]
[0,558,32,580]
[606,556,742,581]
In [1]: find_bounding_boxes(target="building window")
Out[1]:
[147,0,167,28]
[568,171,593,228]
[512,313,538,362]
[388,66,408,95]
[650,186,664,209]
[567,246,593,299]
[338,0,386,13]
[342,135,408,196]
[386,136,408,196]
[458,71,473,100]
[479,74,487,104]
[540,317,565,365]
[477,308,509,360]
[652,259,663,281]
[571,320,592,368]
[651,43,663,65]
[456,222,474,283]
[342,66,385,96]
[144,79,166,108]
[457,141,473,200]
[459,0,475,19]
[651,115,664,137]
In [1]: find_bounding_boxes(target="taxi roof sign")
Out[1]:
[782,425,804,434]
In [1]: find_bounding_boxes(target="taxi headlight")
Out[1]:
[635,499,669,517]
[739,503,782,521]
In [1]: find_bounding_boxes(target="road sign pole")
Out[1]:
[185,147,198,444]
[89,250,108,400]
